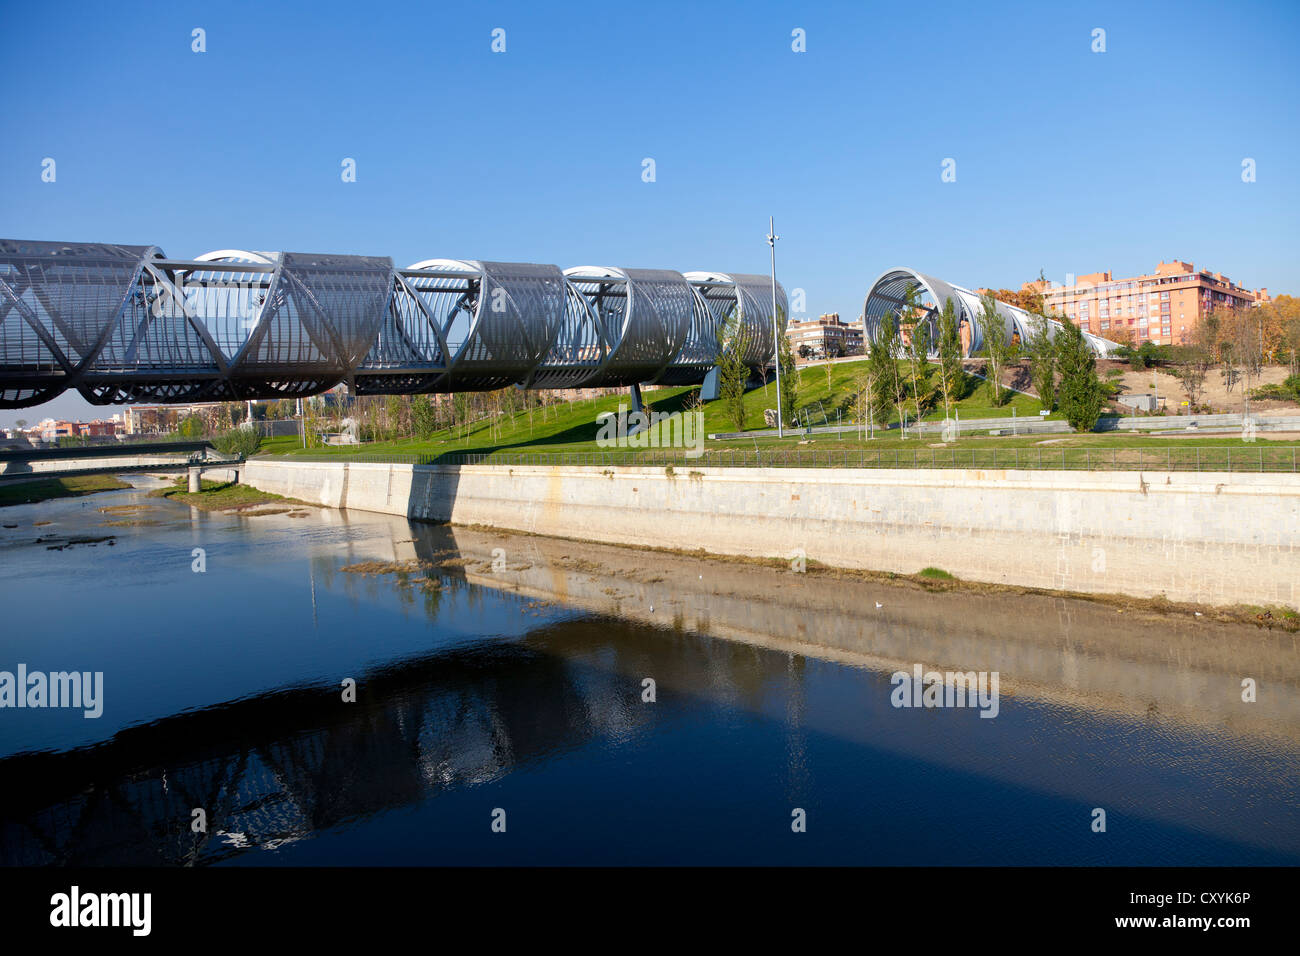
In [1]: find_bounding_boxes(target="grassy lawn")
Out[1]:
[151,477,308,512]
[251,356,1300,467]
[0,474,132,508]
[257,362,1074,459]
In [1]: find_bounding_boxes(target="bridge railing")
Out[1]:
[264,445,1300,474]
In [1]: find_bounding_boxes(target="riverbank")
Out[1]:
[150,477,313,514]
[434,525,1300,730]
[452,522,1300,633]
[235,458,1300,612]
[0,474,130,508]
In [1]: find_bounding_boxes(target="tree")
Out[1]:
[797,344,813,359]
[1056,320,1104,432]
[1177,324,1215,412]
[936,297,963,420]
[853,367,874,438]
[777,320,798,427]
[411,395,436,439]
[903,305,934,425]
[177,414,205,438]
[983,287,1042,314]
[868,310,904,433]
[1025,312,1057,412]
[717,315,751,432]
[1227,305,1264,413]
[977,293,1013,407]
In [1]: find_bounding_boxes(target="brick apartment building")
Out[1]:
[785,313,865,359]
[26,417,121,442]
[1039,260,1269,346]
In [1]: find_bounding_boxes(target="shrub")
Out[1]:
[918,567,955,580]
[1249,375,1300,404]
[211,427,262,458]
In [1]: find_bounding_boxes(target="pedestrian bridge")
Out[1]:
[1,239,1122,412]
[0,441,243,488]
[0,239,785,409]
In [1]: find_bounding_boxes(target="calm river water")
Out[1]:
[1,475,1297,865]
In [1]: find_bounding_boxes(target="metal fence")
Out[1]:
[270,445,1300,473]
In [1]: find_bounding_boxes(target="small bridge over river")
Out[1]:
[0,441,243,491]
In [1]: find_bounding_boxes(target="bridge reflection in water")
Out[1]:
[1,620,660,866]
[2,518,1298,866]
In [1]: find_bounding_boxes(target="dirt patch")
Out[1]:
[1143,430,1300,441]
[554,556,604,575]
[97,504,154,516]
[1111,364,1299,416]
[340,559,437,575]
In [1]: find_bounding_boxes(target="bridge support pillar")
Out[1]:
[626,383,646,436]
[188,467,202,494]
[700,366,721,402]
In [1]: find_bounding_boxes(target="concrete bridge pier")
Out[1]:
[188,467,202,493]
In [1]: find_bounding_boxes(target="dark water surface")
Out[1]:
[1,476,1297,866]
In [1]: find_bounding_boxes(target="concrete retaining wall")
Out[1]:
[242,458,1299,609]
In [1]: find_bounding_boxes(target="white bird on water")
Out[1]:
[875,602,883,609]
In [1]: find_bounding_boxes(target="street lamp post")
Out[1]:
[767,216,783,439]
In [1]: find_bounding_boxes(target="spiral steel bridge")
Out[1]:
[0,239,786,409]
[863,267,1123,357]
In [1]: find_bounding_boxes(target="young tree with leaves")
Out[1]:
[411,395,436,439]
[868,310,905,434]
[936,296,963,421]
[1025,312,1058,412]
[977,293,1013,407]
[1056,320,1104,432]
[853,367,874,439]
[716,315,751,432]
[777,322,799,427]
[905,315,934,426]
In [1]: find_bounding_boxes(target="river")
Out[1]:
[1,475,1297,865]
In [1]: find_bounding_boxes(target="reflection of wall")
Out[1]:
[419,526,1300,860]
[431,526,1300,739]
[243,460,1300,610]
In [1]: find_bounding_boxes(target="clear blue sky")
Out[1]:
[3,0,1297,426]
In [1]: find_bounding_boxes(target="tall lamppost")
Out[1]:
[767,216,783,439]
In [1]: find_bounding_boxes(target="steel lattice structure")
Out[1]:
[0,239,787,408]
[863,267,1123,357]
